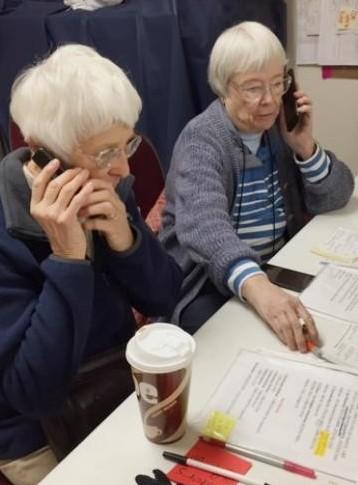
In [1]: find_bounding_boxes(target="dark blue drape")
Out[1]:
[0,0,286,171]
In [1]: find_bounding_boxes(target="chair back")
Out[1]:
[9,120,25,150]
[129,136,164,219]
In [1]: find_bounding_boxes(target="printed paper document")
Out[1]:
[197,350,358,482]
[311,227,358,264]
[300,263,358,323]
[322,323,358,369]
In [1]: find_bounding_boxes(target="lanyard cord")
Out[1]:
[236,140,246,228]
[266,131,276,255]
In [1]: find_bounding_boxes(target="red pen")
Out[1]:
[201,437,317,479]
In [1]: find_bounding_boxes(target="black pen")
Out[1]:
[163,451,274,485]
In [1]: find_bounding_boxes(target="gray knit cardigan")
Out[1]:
[159,99,354,323]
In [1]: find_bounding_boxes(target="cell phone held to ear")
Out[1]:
[32,148,63,175]
[282,68,300,132]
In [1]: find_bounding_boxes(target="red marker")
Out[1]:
[201,438,317,479]
[299,318,320,356]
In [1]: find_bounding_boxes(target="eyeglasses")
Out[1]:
[87,134,142,169]
[232,74,292,104]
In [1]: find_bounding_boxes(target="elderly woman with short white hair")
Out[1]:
[160,22,354,346]
[0,44,182,485]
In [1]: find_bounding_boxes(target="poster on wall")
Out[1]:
[297,0,321,64]
[297,0,358,66]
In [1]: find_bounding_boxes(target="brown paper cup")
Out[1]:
[126,323,195,444]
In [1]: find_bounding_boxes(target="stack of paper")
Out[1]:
[300,263,358,324]
[197,350,358,483]
[321,324,358,369]
[311,227,358,265]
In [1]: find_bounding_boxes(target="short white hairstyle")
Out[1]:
[208,21,287,98]
[10,44,142,160]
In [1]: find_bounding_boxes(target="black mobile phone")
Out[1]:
[32,148,64,175]
[32,148,56,168]
[282,68,300,132]
[263,263,314,293]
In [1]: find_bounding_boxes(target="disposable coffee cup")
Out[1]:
[126,323,196,444]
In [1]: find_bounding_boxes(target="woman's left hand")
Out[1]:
[242,274,319,352]
[79,179,134,252]
[280,90,316,160]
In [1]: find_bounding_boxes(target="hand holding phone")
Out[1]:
[30,158,93,259]
[282,68,300,132]
[32,148,64,176]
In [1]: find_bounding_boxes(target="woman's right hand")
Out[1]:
[30,159,93,259]
[241,273,319,352]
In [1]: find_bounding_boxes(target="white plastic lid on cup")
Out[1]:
[126,323,196,374]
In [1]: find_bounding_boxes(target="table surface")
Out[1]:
[40,303,352,485]
[40,179,358,485]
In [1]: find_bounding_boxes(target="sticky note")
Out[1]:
[201,410,237,442]
[168,464,235,485]
[167,439,251,485]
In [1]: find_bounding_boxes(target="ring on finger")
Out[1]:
[298,317,306,327]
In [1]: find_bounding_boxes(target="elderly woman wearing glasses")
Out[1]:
[0,45,182,485]
[160,22,354,347]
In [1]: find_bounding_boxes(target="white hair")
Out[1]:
[208,21,287,98]
[10,44,142,160]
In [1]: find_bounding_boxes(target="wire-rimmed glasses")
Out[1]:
[232,74,292,104]
[87,134,142,169]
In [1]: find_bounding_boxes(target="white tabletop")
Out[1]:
[40,181,358,485]
[40,300,352,485]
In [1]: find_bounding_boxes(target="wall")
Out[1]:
[286,0,358,174]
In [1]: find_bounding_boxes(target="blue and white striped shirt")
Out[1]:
[227,140,331,299]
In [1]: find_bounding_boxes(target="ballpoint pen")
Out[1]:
[201,437,316,479]
[163,451,274,485]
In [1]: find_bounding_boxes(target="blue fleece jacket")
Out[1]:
[0,149,183,459]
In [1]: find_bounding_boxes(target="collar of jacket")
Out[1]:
[0,147,134,241]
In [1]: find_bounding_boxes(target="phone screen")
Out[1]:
[263,264,314,293]
[282,68,300,132]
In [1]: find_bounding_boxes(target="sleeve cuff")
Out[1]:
[227,259,264,301]
[49,254,91,265]
[107,224,142,259]
[294,144,331,183]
